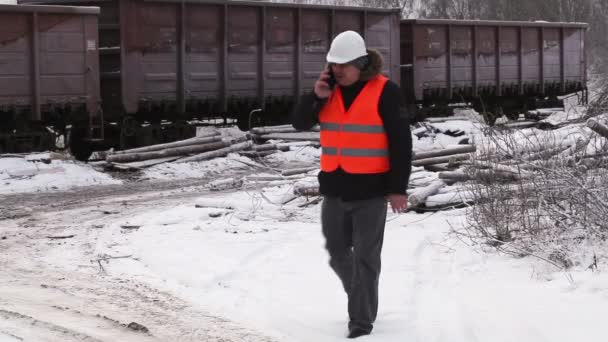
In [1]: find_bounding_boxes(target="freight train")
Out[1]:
[0,3,100,160]
[400,19,588,118]
[2,1,588,160]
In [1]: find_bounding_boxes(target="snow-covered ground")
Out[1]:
[91,193,608,342]
[0,154,121,194]
[3,172,608,341]
[2,102,608,341]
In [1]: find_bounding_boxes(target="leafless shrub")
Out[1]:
[587,79,608,118]
[461,125,608,269]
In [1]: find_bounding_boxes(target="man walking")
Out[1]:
[291,30,412,338]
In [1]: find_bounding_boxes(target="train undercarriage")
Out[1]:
[1,89,588,161]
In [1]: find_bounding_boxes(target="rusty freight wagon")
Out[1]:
[400,19,588,120]
[20,0,401,159]
[0,3,100,156]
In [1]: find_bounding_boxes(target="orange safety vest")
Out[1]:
[319,75,390,174]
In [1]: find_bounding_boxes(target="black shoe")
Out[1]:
[347,327,371,339]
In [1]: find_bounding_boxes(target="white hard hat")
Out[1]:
[326,30,368,64]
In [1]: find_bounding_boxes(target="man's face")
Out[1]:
[330,63,361,87]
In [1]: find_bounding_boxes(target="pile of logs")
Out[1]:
[104,134,275,171]
[101,124,324,170]
[100,120,482,210]
[100,110,608,213]
[401,115,608,212]
[103,133,245,170]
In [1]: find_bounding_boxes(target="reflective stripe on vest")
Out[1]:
[320,123,386,134]
[318,75,390,174]
[322,147,389,157]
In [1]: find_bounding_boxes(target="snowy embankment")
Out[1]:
[0,154,121,194]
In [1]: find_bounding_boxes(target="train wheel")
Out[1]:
[120,116,139,150]
[68,124,93,161]
[236,113,249,131]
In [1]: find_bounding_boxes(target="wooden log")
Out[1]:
[117,156,182,169]
[239,150,278,158]
[412,153,470,167]
[438,170,471,182]
[471,169,521,182]
[526,109,558,120]
[423,164,452,172]
[471,161,528,176]
[107,140,230,163]
[259,132,320,142]
[587,118,608,139]
[206,177,244,191]
[0,153,26,159]
[253,144,290,152]
[251,125,320,135]
[178,141,253,163]
[47,234,75,240]
[498,121,537,129]
[413,145,476,160]
[250,125,320,135]
[281,167,317,176]
[294,185,320,197]
[107,163,141,171]
[251,124,293,131]
[408,180,445,207]
[251,127,297,134]
[109,132,221,155]
[534,107,563,113]
[425,117,471,123]
[276,141,321,149]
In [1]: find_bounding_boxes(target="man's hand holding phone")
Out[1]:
[313,66,336,99]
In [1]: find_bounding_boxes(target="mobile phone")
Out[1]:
[326,67,337,89]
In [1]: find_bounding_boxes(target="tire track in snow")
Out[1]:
[0,192,279,342]
[0,309,105,342]
[387,226,429,338]
[200,241,277,291]
[403,225,552,342]
[394,222,481,342]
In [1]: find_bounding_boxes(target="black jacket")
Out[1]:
[291,49,412,201]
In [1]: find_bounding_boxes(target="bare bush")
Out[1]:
[461,124,608,268]
[587,79,608,118]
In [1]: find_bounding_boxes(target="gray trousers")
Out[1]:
[321,195,388,332]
